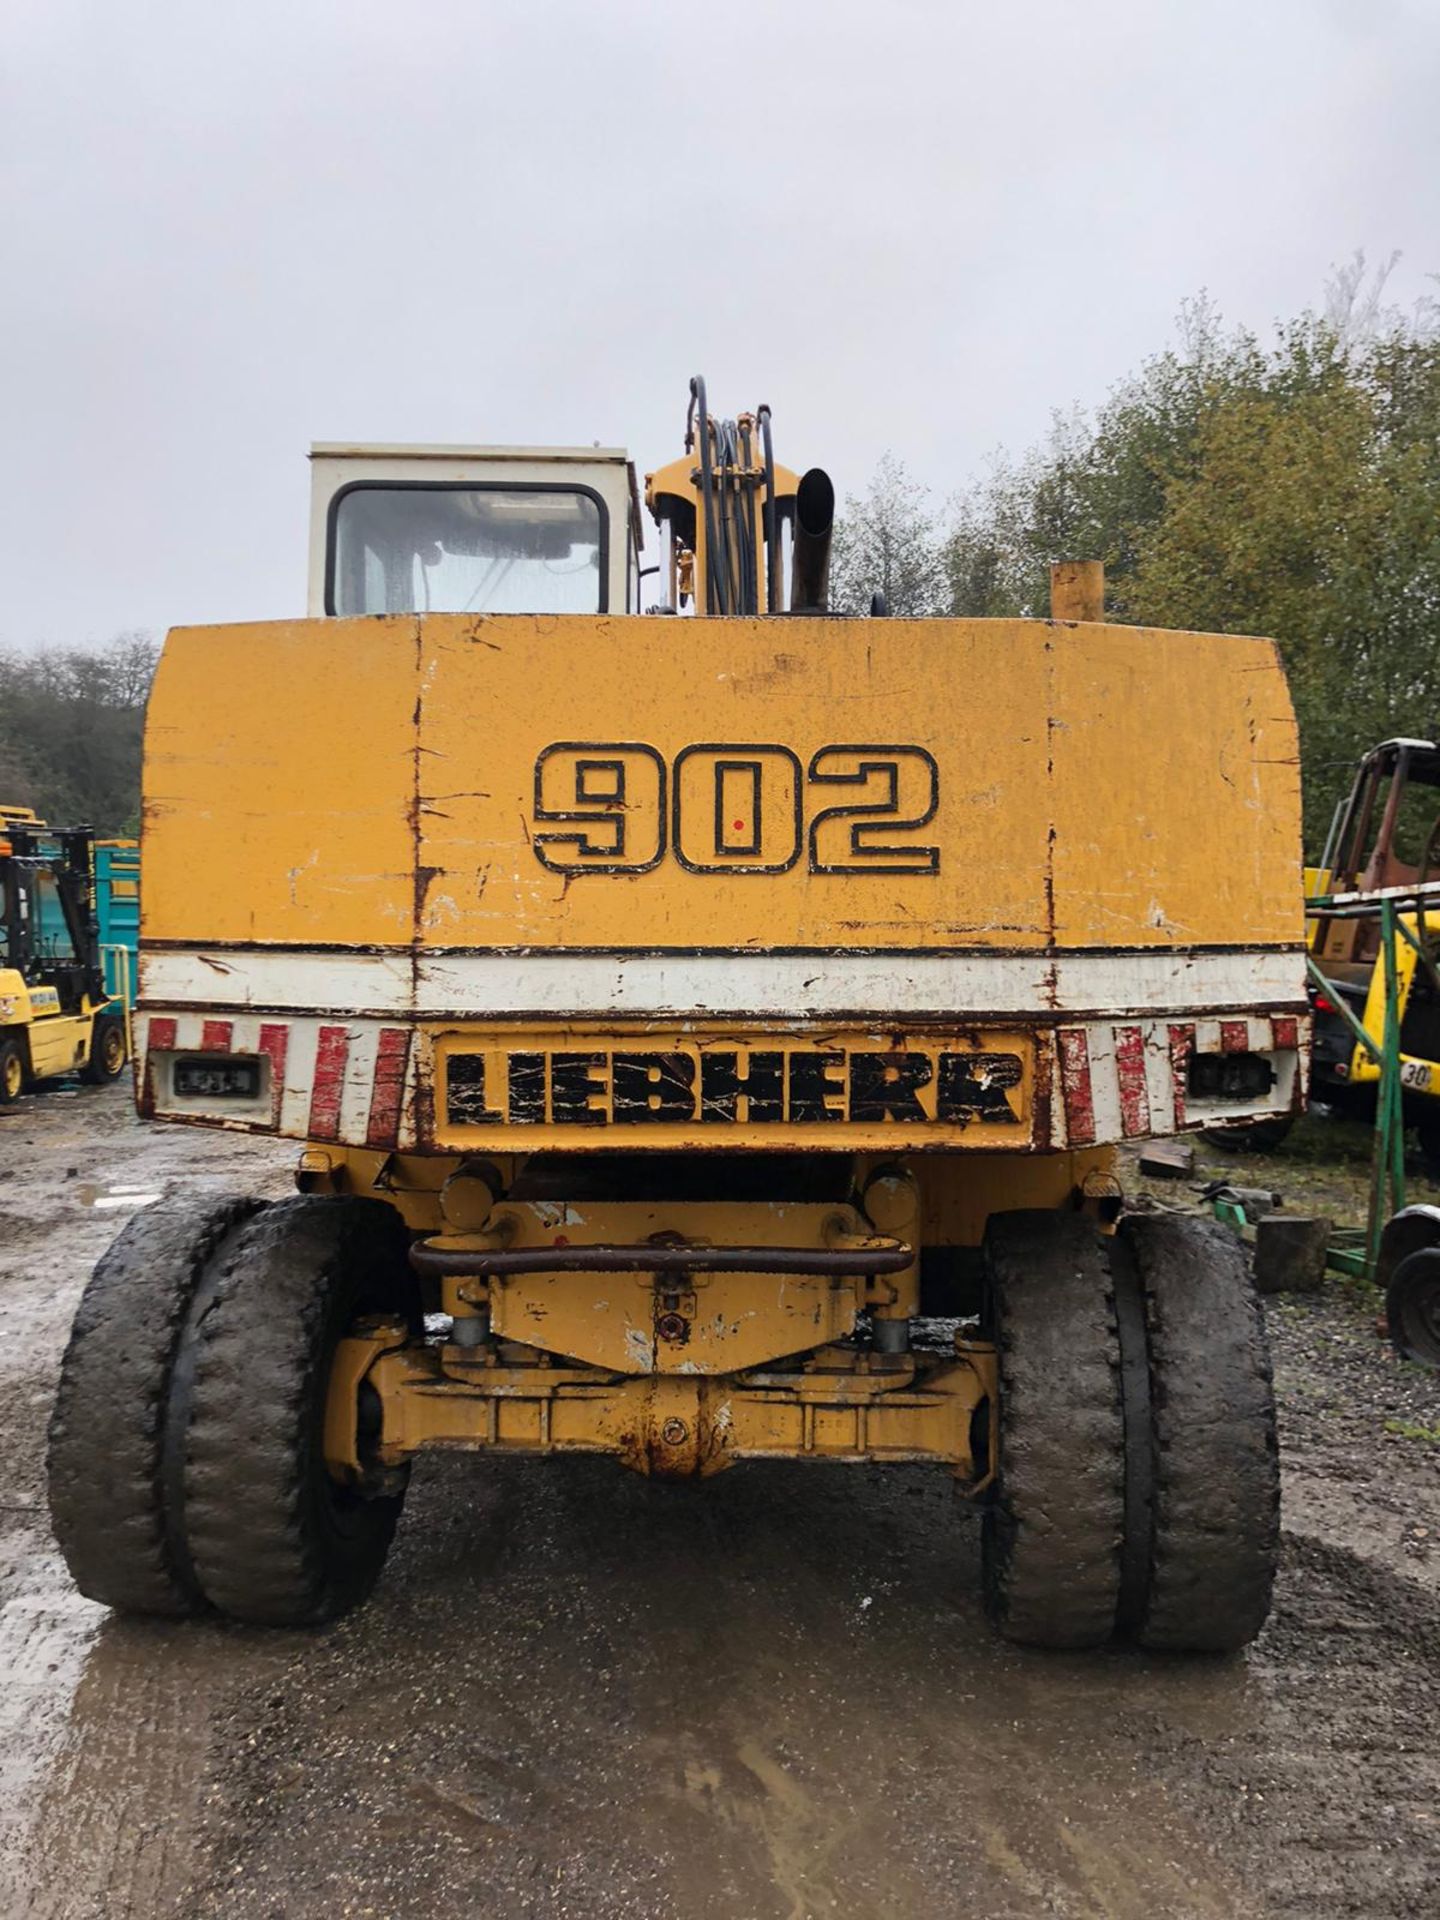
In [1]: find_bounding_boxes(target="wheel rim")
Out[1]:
[103,1026,125,1073]
[318,1324,406,1517]
[3,1051,21,1099]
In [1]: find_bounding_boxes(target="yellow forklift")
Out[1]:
[0,814,130,1101]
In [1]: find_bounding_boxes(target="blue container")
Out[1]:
[19,833,140,1007]
[94,842,140,1007]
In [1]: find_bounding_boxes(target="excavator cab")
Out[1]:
[308,444,641,617]
[1313,738,1440,960]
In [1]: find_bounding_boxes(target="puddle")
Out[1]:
[1,1602,288,1920]
[74,1185,162,1211]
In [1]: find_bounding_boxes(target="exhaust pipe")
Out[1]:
[789,467,834,613]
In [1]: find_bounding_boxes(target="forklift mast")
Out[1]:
[0,824,107,1009]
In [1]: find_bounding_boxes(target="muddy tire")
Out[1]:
[81,1013,128,1084]
[1385,1247,1440,1366]
[1118,1213,1279,1653]
[982,1212,1124,1648]
[47,1193,266,1616]
[181,1196,417,1626]
[0,1034,25,1103]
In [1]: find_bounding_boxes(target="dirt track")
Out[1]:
[1,1088,1438,1919]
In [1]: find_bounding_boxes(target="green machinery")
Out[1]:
[1213,883,1440,1365]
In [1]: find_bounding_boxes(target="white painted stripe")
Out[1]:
[279,1019,321,1137]
[1142,1024,1173,1134]
[142,950,413,1013]
[337,1024,381,1144]
[1084,1023,1123,1145]
[140,945,1307,1020]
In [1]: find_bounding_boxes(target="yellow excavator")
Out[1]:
[48,383,1306,1650]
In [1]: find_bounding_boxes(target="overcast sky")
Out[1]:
[2,0,1437,649]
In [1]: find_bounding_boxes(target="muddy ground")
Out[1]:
[1,1088,1437,1920]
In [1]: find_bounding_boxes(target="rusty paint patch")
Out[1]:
[412,1044,437,1151]
[1113,1024,1148,1138]
[139,1015,177,1117]
[258,1022,289,1126]
[1030,1021,1055,1149]
[1272,1014,1299,1052]
[366,1026,412,1147]
[1167,1023,1196,1132]
[308,1024,351,1141]
[1056,1028,1095,1147]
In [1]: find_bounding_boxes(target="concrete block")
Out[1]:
[1253,1214,1332,1294]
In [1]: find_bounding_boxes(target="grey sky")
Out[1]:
[3,0,1438,649]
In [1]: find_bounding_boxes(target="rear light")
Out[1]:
[173,1056,262,1099]
[1187,1051,1274,1101]
[1311,991,1336,1014]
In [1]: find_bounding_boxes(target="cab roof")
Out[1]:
[309,443,628,464]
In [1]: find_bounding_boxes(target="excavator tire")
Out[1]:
[47,1193,267,1616]
[181,1196,417,1626]
[981,1211,1125,1648]
[1384,1246,1440,1367]
[1199,1114,1295,1154]
[1118,1213,1279,1653]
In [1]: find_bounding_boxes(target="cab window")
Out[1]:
[32,871,76,961]
[1389,767,1440,871]
[330,485,606,616]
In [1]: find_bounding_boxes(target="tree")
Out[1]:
[946,298,1274,621]
[829,454,949,616]
[0,633,159,834]
[1124,330,1440,844]
[934,275,1440,851]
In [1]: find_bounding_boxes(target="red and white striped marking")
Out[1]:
[137,1011,416,1148]
[1055,1014,1303,1148]
[138,1006,1306,1152]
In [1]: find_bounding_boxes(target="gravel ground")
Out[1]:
[0,1086,1437,1919]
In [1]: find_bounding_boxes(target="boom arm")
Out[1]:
[645,376,833,616]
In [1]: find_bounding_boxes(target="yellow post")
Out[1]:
[1050,560,1105,623]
